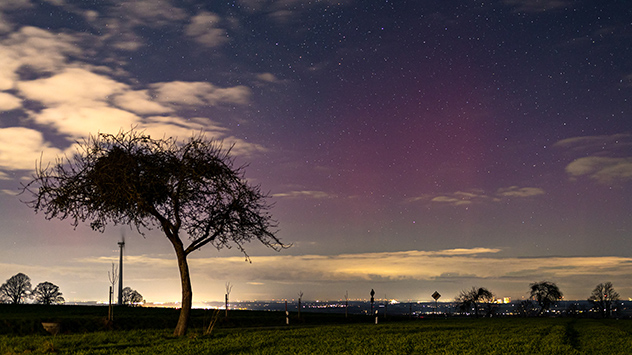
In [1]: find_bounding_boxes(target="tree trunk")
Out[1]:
[173,245,193,336]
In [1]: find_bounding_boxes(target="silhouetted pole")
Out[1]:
[117,241,124,305]
[370,289,375,316]
[225,282,232,318]
[108,286,113,321]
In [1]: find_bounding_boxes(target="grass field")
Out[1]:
[2,306,632,354]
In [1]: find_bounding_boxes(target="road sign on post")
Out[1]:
[432,291,441,316]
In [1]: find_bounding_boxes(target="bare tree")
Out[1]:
[33,281,65,305]
[121,287,144,306]
[529,281,563,316]
[0,273,32,304]
[107,263,118,321]
[516,300,537,317]
[588,282,620,318]
[297,290,303,319]
[22,130,284,336]
[455,287,494,318]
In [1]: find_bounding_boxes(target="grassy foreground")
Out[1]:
[2,317,632,354]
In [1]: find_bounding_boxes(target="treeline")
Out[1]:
[0,273,63,305]
[454,280,620,319]
[0,273,144,306]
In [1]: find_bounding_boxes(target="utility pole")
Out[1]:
[117,240,124,305]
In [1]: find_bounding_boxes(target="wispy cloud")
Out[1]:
[5,248,631,301]
[73,247,632,285]
[555,134,632,184]
[151,81,251,107]
[408,186,544,207]
[0,127,67,171]
[496,186,545,198]
[272,190,337,199]
[0,24,266,172]
[566,157,632,184]
[185,11,229,48]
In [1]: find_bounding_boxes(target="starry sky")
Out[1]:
[1,0,631,305]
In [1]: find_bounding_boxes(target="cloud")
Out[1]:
[185,11,228,48]
[496,186,545,198]
[256,73,280,83]
[15,68,139,140]
[503,0,572,13]
[0,127,66,170]
[555,134,632,184]
[74,247,632,290]
[151,81,251,107]
[272,190,337,199]
[0,14,13,34]
[0,91,21,110]
[1,189,20,196]
[0,26,81,91]
[553,133,632,152]
[222,136,269,156]
[0,0,33,10]
[566,157,632,184]
[7,247,632,301]
[117,0,188,27]
[17,67,126,105]
[411,186,544,207]
[112,90,173,115]
[32,104,140,139]
[426,189,491,206]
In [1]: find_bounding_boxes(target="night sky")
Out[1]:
[1,0,631,305]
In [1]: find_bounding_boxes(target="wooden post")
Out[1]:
[285,300,289,325]
[225,293,228,318]
[108,286,113,321]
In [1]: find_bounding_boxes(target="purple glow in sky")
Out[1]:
[1,0,631,304]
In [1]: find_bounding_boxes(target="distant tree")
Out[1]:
[121,287,143,306]
[565,302,584,318]
[455,287,495,318]
[0,273,32,304]
[23,129,283,336]
[516,300,536,317]
[297,290,304,319]
[529,281,563,316]
[588,282,620,318]
[33,281,65,305]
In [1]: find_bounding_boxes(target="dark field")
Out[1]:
[2,305,632,354]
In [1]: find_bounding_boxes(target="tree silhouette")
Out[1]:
[455,287,494,318]
[529,281,563,316]
[588,282,620,318]
[121,287,143,306]
[23,129,283,336]
[33,281,65,305]
[0,273,32,304]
